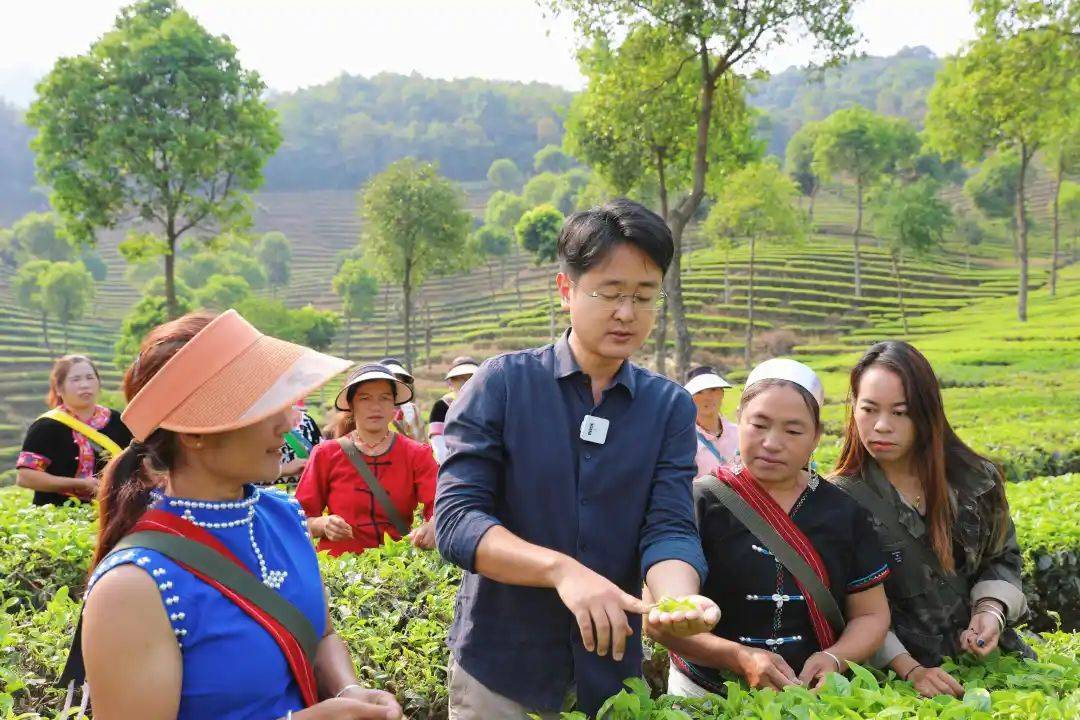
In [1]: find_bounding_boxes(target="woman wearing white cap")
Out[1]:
[651,359,891,698]
[296,364,439,555]
[73,311,402,719]
[428,355,479,464]
[684,365,739,476]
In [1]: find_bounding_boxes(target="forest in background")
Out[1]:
[0,46,945,221]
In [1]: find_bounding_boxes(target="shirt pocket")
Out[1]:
[881,540,925,600]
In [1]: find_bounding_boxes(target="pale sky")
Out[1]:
[0,0,977,107]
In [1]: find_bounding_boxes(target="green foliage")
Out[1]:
[785,121,823,198]
[484,191,530,232]
[266,73,569,190]
[361,158,472,365]
[236,298,340,352]
[534,144,575,174]
[180,249,268,290]
[487,158,525,191]
[27,0,281,315]
[872,177,953,256]
[705,161,806,242]
[11,260,51,319]
[1,212,73,264]
[523,172,561,207]
[473,225,512,259]
[813,106,917,191]
[194,274,253,310]
[332,259,379,322]
[966,151,1022,224]
[256,231,293,290]
[551,169,594,215]
[39,261,96,350]
[113,290,195,370]
[78,247,108,282]
[515,204,564,265]
[752,46,943,157]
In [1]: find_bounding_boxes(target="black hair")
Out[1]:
[557,198,674,279]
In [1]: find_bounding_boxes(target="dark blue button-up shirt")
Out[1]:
[435,331,708,714]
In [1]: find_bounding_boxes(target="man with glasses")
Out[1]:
[436,198,719,718]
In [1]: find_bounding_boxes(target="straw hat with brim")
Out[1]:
[684,365,733,396]
[445,357,479,381]
[745,358,825,407]
[379,357,415,385]
[122,309,352,443]
[334,364,415,411]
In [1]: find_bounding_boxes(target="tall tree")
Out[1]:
[194,274,253,310]
[3,212,74,263]
[871,178,953,333]
[1061,180,1080,264]
[704,160,805,368]
[1043,92,1079,296]
[924,27,1069,320]
[473,224,513,319]
[488,158,525,191]
[13,259,55,354]
[361,158,471,367]
[565,24,759,373]
[552,0,858,376]
[515,204,565,343]
[332,258,379,358]
[964,150,1022,245]
[485,191,530,233]
[953,212,986,270]
[785,121,824,225]
[41,261,97,352]
[256,231,293,295]
[28,0,281,318]
[534,145,575,174]
[812,106,915,297]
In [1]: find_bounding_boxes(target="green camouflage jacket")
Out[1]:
[833,458,1033,668]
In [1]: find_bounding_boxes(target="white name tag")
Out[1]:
[580,415,610,445]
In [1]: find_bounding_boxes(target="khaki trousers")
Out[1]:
[447,659,570,720]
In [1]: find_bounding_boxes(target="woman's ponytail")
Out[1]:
[91,312,216,569]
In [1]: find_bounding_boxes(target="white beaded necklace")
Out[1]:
[150,488,288,589]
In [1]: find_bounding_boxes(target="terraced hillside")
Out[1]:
[0,177,1065,464]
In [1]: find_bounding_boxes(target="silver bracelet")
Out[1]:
[822,650,843,672]
[335,683,363,698]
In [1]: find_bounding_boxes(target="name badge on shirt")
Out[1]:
[580,415,610,445]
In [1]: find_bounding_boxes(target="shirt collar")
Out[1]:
[553,328,636,398]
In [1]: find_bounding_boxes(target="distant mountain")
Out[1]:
[750,46,944,157]
[262,72,572,190]
[0,100,45,225]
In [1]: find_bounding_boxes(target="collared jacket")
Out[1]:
[435,331,708,715]
[834,457,1032,668]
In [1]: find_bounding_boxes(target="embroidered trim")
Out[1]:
[739,634,804,647]
[59,405,112,479]
[89,550,189,648]
[847,564,891,592]
[16,451,50,472]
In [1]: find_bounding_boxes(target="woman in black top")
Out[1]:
[15,354,132,506]
[653,359,891,697]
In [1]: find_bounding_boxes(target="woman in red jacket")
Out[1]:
[296,364,438,555]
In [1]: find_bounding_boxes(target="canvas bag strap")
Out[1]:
[336,437,411,535]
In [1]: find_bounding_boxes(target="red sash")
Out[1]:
[720,468,837,649]
[131,509,319,706]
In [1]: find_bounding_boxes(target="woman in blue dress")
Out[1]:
[82,310,403,720]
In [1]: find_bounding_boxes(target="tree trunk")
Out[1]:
[853,182,863,298]
[744,237,756,369]
[164,234,179,319]
[965,247,971,271]
[653,147,670,374]
[487,262,500,320]
[664,45,722,380]
[808,183,818,228]
[41,311,53,355]
[383,286,391,355]
[654,304,669,374]
[723,253,731,305]
[547,274,556,343]
[402,261,413,368]
[1051,157,1062,297]
[892,250,908,334]
[1017,145,1030,322]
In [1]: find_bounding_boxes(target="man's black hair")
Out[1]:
[557,198,674,279]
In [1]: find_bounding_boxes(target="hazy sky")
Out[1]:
[0,0,977,107]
